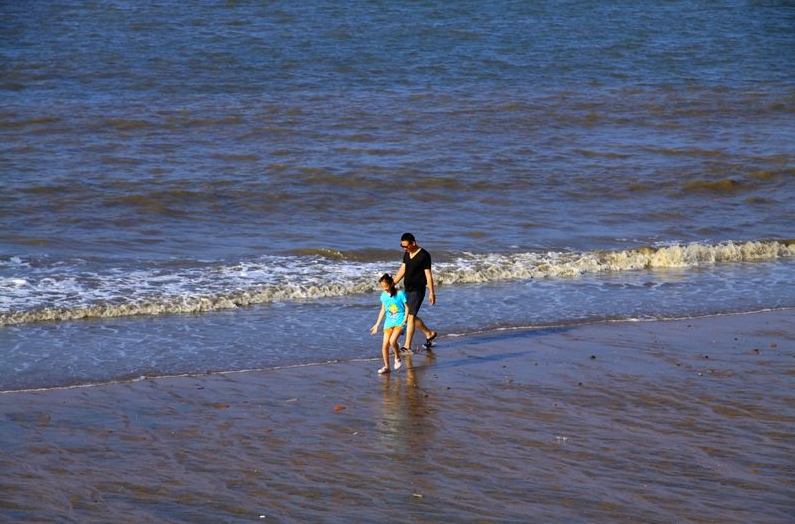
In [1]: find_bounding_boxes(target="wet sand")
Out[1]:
[1,310,793,524]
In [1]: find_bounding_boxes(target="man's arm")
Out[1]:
[424,268,436,305]
[394,262,407,285]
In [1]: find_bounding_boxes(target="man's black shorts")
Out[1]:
[405,289,425,316]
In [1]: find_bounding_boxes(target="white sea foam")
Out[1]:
[1,240,793,325]
[436,240,795,283]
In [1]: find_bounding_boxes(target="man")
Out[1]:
[393,232,438,352]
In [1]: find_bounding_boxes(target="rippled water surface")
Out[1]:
[1,0,794,389]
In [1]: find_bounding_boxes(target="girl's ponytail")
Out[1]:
[379,273,397,297]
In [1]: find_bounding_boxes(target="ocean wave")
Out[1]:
[0,282,375,326]
[2,239,793,326]
[436,239,795,283]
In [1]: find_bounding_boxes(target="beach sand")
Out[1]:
[1,310,793,523]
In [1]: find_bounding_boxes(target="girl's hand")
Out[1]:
[370,325,379,335]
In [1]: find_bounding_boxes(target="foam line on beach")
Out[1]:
[1,239,793,326]
[439,306,794,338]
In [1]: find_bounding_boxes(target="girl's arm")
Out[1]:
[370,303,385,334]
[401,299,409,327]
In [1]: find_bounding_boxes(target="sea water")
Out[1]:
[2,0,794,390]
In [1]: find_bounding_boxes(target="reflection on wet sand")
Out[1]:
[379,353,437,453]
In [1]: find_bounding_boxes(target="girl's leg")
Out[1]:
[389,327,403,362]
[381,329,392,369]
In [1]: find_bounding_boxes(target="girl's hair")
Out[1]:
[379,273,397,297]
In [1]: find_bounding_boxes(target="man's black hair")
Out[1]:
[401,232,416,243]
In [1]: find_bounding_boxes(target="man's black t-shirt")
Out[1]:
[403,248,431,292]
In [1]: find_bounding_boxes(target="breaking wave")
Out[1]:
[437,239,795,283]
[1,239,793,326]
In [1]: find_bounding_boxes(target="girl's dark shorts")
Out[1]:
[405,289,425,316]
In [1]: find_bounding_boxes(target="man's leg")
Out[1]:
[413,316,433,340]
[404,314,416,348]
[404,290,425,349]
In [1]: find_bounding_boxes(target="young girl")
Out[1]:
[370,273,408,374]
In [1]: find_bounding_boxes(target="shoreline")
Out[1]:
[2,308,793,523]
[3,305,793,395]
